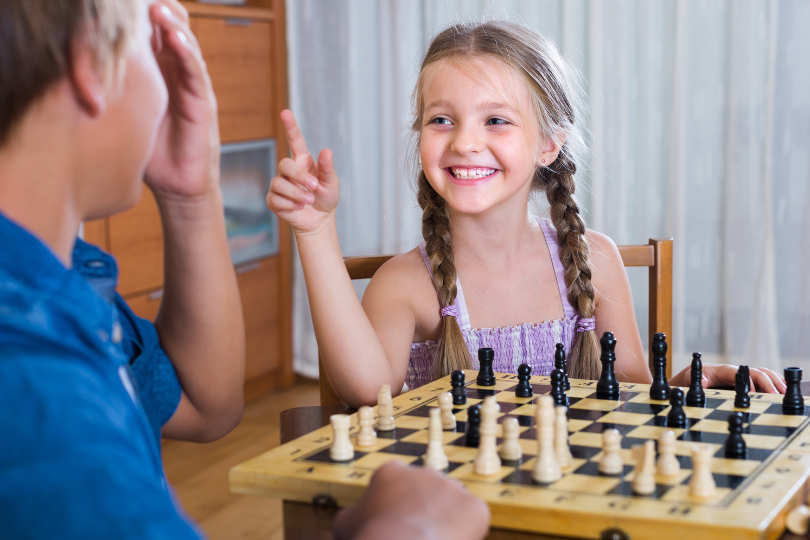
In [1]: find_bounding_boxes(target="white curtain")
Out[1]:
[286,0,810,379]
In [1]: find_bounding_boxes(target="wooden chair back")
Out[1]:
[319,238,674,406]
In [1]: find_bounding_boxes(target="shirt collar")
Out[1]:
[0,211,73,293]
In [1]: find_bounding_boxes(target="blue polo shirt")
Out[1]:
[0,211,202,539]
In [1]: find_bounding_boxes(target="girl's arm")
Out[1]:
[268,111,415,407]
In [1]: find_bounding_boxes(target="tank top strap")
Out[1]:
[538,218,578,319]
[417,242,472,332]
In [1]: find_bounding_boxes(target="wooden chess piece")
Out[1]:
[656,430,680,478]
[451,370,467,405]
[473,396,501,476]
[515,363,533,398]
[786,505,810,535]
[688,444,716,499]
[438,392,456,430]
[783,367,805,415]
[532,396,561,484]
[356,405,377,448]
[477,348,496,386]
[599,428,623,476]
[554,343,571,391]
[596,332,620,400]
[631,440,656,495]
[329,414,354,462]
[423,408,449,471]
[554,406,573,472]
[649,333,671,401]
[499,417,522,462]
[376,384,395,432]
[686,352,706,408]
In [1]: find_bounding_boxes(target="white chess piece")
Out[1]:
[499,417,522,462]
[656,430,679,477]
[554,406,573,473]
[423,408,449,471]
[474,396,501,476]
[786,505,810,535]
[688,444,716,499]
[356,406,377,448]
[631,440,656,495]
[598,428,623,476]
[532,396,561,483]
[438,392,456,430]
[329,414,354,462]
[376,384,395,432]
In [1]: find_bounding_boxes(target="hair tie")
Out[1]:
[576,317,595,333]
[441,305,459,318]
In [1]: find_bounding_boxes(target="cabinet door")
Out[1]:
[108,186,164,296]
[236,258,281,386]
[192,16,274,143]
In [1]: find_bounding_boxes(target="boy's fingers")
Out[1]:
[318,148,339,186]
[281,110,311,164]
[278,158,319,190]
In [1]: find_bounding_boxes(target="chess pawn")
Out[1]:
[656,430,680,478]
[786,505,810,535]
[631,440,656,495]
[515,363,533,398]
[376,384,395,432]
[499,417,522,462]
[423,408,449,471]
[667,388,687,428]
[599,428,623,476]
[473,396,501,476]
[532,396,561,484]
[329,414,354,462]
[451,370,467,405]
[355,406,377,448]
[554,406,573,472]
[688,444,717,499]
[438,392,456,430]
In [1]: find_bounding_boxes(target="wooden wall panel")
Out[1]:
[82,218,109,250]
[237,258,281,382]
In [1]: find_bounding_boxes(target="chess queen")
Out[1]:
[267,21,785,407]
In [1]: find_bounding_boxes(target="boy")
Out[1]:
[0,1,489,538]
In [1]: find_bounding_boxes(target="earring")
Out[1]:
[541,159,546,164]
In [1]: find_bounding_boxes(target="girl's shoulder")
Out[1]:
[584,228,628,300]
[364,247,437,305]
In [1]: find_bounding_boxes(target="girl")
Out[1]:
[269,21,785,407]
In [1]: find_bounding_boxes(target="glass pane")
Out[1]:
[220,139,278,264]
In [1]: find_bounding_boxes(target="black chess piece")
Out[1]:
[725,412,747,459]
[476,348,496,386]
[685,352,706,408]
[596,332,620,400]
[667,388,687,428]
[465,404,481,447]
[555,343,571,391]
[550,369,568,407]
[649,333,671,401]
[734,366,751,409]
[451,370,467,405]
[515,363,533,398]
[783,367,805,416]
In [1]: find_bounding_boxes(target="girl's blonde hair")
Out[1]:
[412,21,600,380]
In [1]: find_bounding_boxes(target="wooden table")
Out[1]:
[274,384,810,540]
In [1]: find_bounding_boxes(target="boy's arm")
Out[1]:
[145,1,245,442]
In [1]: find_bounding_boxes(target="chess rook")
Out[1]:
[424,408,449,471]
[465,404,481,447]
[550,369,568,407]
[515,363,533,398]
[667,388,687,428]
[451,370,467,405]
[686,352,706,408]
[329,414,354,462]
[783,367,805,416]
[735,366,751,409]
[555,343,571,391]
[532,396,561,484]
[376,384,396,432]
[476,348,496,386]
[596,332,620,400]
[689,444,716,499]
[649,333,671,401]
[725,412,747,460]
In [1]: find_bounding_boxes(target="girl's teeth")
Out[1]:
[452,168,494,179]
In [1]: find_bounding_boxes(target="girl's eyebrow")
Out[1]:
[424,100,515,113]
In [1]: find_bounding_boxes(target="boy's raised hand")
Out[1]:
[267,110,340,234]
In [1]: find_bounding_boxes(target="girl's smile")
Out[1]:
[445,166,499,185]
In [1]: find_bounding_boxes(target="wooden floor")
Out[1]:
[163,378,321,540]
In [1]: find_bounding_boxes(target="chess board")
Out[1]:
[229,372,810,540]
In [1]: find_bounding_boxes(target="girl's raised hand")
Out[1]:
[672,363,787,394]
[267,110,340,234]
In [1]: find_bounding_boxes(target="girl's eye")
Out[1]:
[486,117,509,126]
[429,117,452,126]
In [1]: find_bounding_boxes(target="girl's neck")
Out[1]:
[448,204,538,266]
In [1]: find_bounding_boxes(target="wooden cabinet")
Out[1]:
[83,0,293,399]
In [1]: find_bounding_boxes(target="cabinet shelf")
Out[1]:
[180,1,274,21]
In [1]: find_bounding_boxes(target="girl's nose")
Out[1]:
[449,124,485,155]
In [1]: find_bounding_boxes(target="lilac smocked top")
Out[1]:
[407,218,593,390]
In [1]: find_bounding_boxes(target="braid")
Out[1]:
[538,152,601,379]
[417,171,473,379]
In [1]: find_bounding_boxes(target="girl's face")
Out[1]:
[419,57,547,216]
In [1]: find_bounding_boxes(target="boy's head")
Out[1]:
[0,0,168,220]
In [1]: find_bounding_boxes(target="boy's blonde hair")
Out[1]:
[0,0,142,145]
[412,21,601,381]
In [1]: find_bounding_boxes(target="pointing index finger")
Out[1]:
[281,110,310,164]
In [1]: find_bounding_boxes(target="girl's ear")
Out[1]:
[68,38,107,117]
[538,133,567,166]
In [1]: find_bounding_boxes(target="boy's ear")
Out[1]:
[68,38,106,117]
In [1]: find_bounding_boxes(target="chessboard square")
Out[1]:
[674,440,721,456]
[598,411,655,426]
[708,457,761,476]
[716,400,771,414]
[703,410,758,424]
[690,419,732,434]
[409,458,466,474]
[353,452,418,469]
[377,441,428,457]
[607,481,673,499]
[443,445,478,462]
[580,422,638,436]
[742,433,784,450]
[449,462,516,484]
[571,399,623,412]
[752,413,808,428]
[710,473,747,490]
[493,402,521,414]
[620,437,653,450]
[567,419,594,432]
[400,430,463,445]
[404,404,440,418]
[567,408,608,421]
[703,398,727,409]
[764,403,810,416]
[303,448,369,465]
[645,416,702,429]
[500,468,536,486]
[568,431,605,449]
[661,484,730,505]
[654,469,692,486]
[745,424,798,438]
[494,392,535,405]
[614,402,666,415]
[568,387,598,399]
[553,473,621,494]
[655,406,714,419]
[511,404,535,416]
[678,431,727,445]
[450,398,483,411]
[569,445,602,460]
[393,416,429,430]
[625,425,687,441]
[627,394,670,405]
[351,437,399,453]
[465,388,498,400]
[573,461,633,478]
